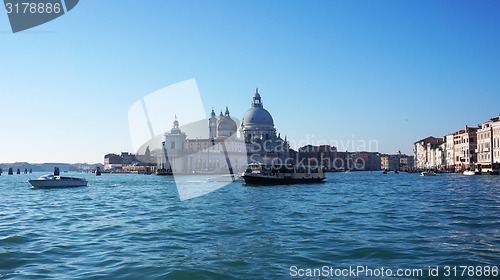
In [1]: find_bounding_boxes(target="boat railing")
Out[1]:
[247,163,324,175]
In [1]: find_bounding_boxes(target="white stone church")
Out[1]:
[158,89,289,174]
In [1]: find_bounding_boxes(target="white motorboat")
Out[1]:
[28,174,88,188]
[420,171,437,176]
[463,170,476,176]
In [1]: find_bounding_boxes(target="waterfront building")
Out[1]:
[104,153,123,170]
[493,116,500,164]
[295,147,381,171]
[413,136,444,170]
[399,155,414,171]
[414,115,500,172]
[297,145,337,170]
[452,125,478,172]
[355,151,382,171]
[380,154,389,170]
[158,90,289,174]
[434,142,446,171]
[334,151,353,170]
[159,118,190,173]
[103,151,155,173]
[380,154,400,170]
[477,120,493,166]
[380,152,413,171]
[334,151,381,171]
[159,114,247,174]
[104,152,138,171]
[444,134,455,172]
[477,115,500,173]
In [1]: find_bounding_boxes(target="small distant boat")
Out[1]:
[155,168,173,176]
[463,170,475,176]
[28,174,88,188]
[207,174,243,182]
[421,171,437,176]
[242,163,325,185]
[382,170,388,174]
[192,169,217,175]
[474,163,500,175]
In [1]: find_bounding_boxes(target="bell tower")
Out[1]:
[209,108,217,139]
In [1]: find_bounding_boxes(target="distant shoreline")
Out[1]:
[0,162,102,173]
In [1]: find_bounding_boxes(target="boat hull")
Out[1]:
[476,171,499,175]
[242,175,325,186]
[29,178,88,188]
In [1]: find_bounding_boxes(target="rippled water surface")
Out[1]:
[1,172,499,279]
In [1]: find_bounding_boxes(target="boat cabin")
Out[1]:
[246,163,322,175]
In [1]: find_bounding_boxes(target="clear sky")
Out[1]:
[1,0,500,163]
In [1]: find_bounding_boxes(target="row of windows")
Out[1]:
[478,151,500,160]
[479,132,491,139]
[454,137,475,145]
[478,138,500,150]
[479,143,491,150]
[454,148,475,153]
[479,154,491,161]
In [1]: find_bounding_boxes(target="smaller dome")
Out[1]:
[218,117,237,133]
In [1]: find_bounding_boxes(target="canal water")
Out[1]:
[0,172,498,279]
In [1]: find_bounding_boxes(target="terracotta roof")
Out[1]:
[414,136,444,145]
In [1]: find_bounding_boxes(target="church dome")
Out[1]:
[218,117,237,132]
[242,88,274,127]
[242,107,274,126]
[217,107,238,137]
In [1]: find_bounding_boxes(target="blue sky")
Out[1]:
[1,0,500,163]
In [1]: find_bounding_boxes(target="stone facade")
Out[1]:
[413,136,444,170]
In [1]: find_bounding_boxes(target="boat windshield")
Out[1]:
[249,164,263,171]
